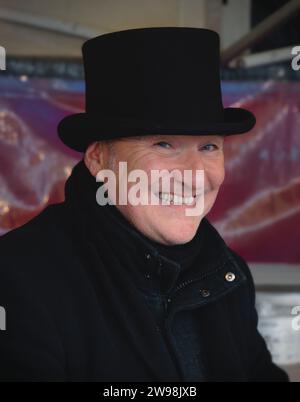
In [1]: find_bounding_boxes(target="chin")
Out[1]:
[156,221,200,245]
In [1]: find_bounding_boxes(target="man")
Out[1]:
[0,27,288,382]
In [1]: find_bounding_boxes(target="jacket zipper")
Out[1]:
[170,258,231,296]
[171,278,196,294]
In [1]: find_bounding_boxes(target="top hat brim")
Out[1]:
[57,107,256,152]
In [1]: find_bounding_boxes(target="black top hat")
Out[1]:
[58,27,256,152]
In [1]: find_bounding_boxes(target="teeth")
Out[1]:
[158,192,195,205]
[173,195,180,204]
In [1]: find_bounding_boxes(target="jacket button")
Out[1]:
[145,273,151,279]
[145,253,151,260]
[225,272,236,282]
[200,289,210,298]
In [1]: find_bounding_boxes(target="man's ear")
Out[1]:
[84,141,105,177]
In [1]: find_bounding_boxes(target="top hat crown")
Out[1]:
[58,27,256,152]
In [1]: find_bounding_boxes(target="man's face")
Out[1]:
[86,135,225,245]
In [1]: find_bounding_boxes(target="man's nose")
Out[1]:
[180,149,205,172]
[175,150,206,192]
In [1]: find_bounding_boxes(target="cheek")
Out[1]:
[142,156,167,171]
[206,162,225,189]
[217,166,226,186]
[124,153,164,178]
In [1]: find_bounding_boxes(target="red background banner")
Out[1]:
[0,77,299,264]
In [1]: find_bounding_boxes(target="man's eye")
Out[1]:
[154,141,172,149]
[201,144,219,152]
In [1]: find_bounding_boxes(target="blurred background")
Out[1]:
[0,0,300,381]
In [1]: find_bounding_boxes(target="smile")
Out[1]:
[157,192,197,206]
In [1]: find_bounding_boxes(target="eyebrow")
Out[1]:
[129,134,224,144]
[149,135,224,143]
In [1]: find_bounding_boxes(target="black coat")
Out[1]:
[0,161,288,382]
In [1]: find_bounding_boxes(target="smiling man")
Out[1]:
[0,27,288,382]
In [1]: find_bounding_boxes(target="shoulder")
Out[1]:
[0,203,66,259]
[0,202,76,286]
[0,202,90,325]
